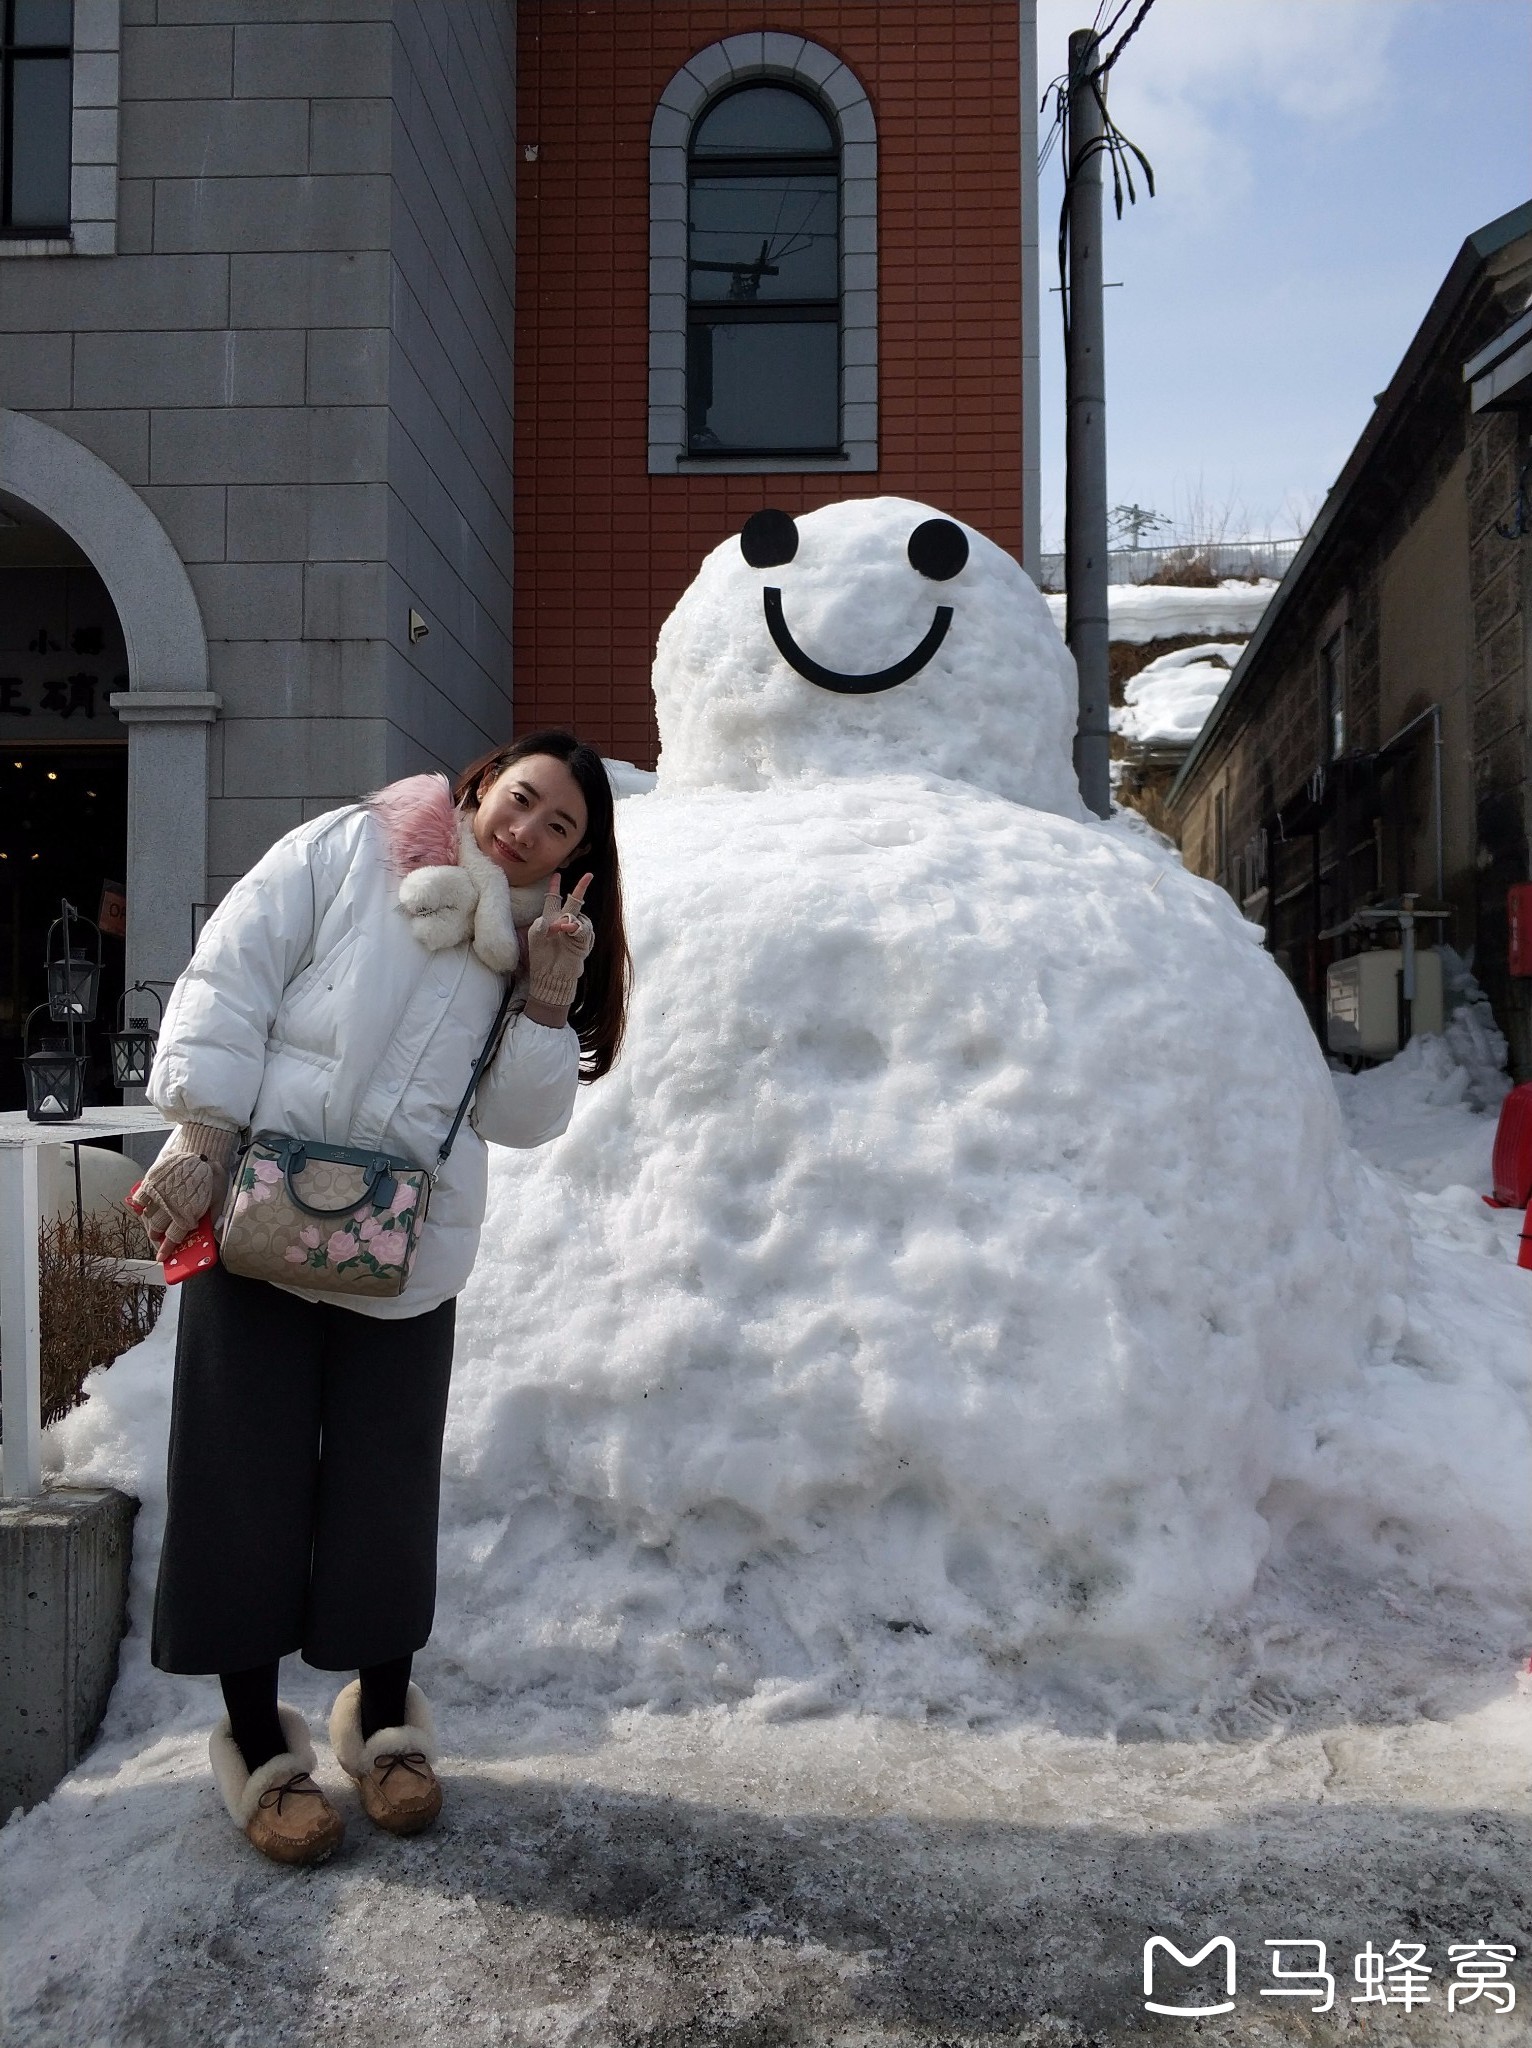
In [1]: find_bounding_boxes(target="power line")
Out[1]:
[1098,0,1157,76]
[1045,4,1158,349]
[1094,0,1139,44]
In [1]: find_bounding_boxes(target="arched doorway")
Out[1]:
[0,488,130,1108]
[0,410,217,1084]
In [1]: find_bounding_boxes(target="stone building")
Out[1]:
[1167,200,1532,1080]
[0,1,1041,1106]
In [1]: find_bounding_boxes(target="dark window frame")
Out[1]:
[1214,787,1228,884]
[1,0,74,236]
[685,82,843,460]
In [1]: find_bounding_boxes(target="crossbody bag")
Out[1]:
[217,989,515,1299]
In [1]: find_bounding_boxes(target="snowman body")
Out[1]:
[445,498,1406,1710]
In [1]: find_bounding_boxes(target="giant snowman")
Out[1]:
[441,498,1412,1717]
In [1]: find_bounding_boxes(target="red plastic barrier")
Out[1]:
[1487,1082,1532,1209]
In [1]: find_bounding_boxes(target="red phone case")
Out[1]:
[125,1183,220,1284]
[162,1216,219,1284]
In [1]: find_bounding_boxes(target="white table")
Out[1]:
[1,1107,171,1499]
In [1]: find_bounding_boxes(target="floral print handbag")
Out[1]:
[217,991,514,1299]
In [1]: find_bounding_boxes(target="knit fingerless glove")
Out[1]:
[527,893,595,1011]
[135,1120,239,1251]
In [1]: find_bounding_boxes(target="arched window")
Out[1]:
[649,35,877,476]
[686,84,839,457]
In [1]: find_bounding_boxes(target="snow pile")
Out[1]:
[602,757,658,798]
[654,496,1083,816]
[436,778,1425,1715]
[1047,578,1278,643]
[1300,986,1530,1657]
[1112,640,1244,746]
[37,1310,182,1744]
[1332,953,1512,1195]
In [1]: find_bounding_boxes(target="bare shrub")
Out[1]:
[1141,547,1220,588]
[36,1210,163,1427]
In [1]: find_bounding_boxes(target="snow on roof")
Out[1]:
[1046,579,1279,645]
[1112,641,1246,747]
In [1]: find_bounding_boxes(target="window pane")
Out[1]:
[690,174,837,303]
[689,319,839,451]
[13,0,74,46]
[692,86,833,158]
[9,57,72,228]
[1321,634,1344,758]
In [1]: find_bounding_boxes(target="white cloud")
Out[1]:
[1037,0,1404,222]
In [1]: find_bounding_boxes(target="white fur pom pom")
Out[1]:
[399,864,477,951]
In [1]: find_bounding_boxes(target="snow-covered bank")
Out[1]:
[1111,640,1244,745]
[1047,577,1278,643]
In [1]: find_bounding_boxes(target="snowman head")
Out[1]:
[652,495,1083,812]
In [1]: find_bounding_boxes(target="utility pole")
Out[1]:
[1019,0,1042,583]
[1065,28,1111,819]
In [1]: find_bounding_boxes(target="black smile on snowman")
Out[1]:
[740,508,970,696]
[761,587,953,695]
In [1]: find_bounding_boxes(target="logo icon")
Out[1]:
[1144,1935,1237,2016]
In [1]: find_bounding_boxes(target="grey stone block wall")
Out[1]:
[2,2,517,908]
[383,0,516,781]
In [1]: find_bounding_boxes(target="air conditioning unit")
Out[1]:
[1325,948,1444,1059]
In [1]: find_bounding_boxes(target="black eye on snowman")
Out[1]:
[738,511,968,695]
[740,508,800,569]
[905,518,969,581]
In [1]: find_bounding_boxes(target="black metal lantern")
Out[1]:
[23,1005,86,1122]
[109,983,164,1089]
[45,899,102,1023]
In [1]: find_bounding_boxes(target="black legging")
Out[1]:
[222,1655,415,1774]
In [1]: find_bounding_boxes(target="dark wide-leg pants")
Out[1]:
[152,1261,456,1675]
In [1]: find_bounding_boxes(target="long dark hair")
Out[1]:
[453,730,631,1081]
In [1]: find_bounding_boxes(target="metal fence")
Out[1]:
[1037,538,1303,593]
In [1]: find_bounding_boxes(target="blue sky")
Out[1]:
[1034,0,1532,552]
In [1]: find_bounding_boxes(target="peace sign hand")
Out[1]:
[528,870,595,1010]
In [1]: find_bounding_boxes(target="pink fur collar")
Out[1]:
[369,772,459,875]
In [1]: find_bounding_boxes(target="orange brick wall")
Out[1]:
[514,1,1025,765]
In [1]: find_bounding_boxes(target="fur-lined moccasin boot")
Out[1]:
[329,1679,443,1836]
[209,1703,345,1866]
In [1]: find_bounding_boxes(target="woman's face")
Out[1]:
[471,753,590,889]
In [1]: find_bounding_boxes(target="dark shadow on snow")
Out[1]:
[16,1771,1525,2048]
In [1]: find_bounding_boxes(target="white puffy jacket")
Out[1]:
[147,793,581,1319]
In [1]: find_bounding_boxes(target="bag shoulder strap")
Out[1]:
[435,989,516,1172]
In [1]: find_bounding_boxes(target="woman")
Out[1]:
[134,731,629,1866]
